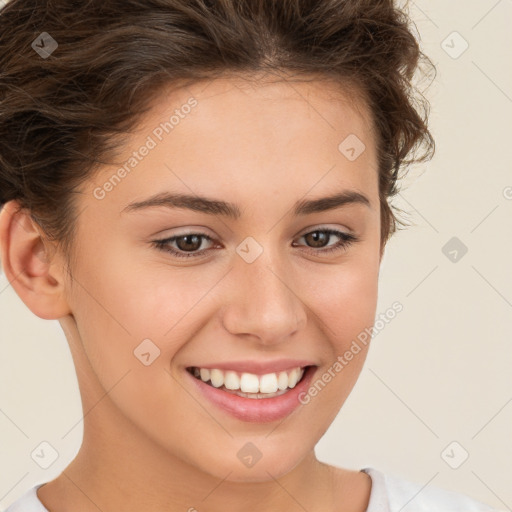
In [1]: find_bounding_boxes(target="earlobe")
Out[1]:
[0,200,72,320]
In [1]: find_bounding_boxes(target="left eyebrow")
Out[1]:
[121,190,371,218]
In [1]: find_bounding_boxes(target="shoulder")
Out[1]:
[3,484,49,512]
[362,467,498,512]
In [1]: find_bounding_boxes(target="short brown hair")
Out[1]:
[0,0,435,264]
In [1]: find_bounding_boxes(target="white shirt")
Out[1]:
[3,467,498,511]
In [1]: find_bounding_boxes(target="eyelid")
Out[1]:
[296,223,353,237]
[152,225,216,238]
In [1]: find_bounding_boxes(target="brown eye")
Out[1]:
[151,232,214,259]
[174,234,203,252]
[304,231,330,248]
[294,228,358,256]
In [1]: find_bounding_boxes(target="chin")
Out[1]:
[193,447,304,483]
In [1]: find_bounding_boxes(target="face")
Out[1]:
[59,73,382,482]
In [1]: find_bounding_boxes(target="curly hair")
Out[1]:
[0,0,435,265]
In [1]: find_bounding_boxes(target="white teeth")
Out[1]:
[288,368,299,388]
[190,366,307,394]
[259,373,278,393]
[240,372,260,393]
[277,371,288,390]
[210,369,224,388]
[224,370,240,390]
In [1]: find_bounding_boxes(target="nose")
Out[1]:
[221,251,307,346]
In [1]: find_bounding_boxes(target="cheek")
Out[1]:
[301,255,380,345]
[68,252,230,427]
[74,239,208,346]
[295,267,378,430]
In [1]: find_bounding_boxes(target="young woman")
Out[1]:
[0,0,498,510]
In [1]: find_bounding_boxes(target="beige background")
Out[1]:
[1,0,511,509]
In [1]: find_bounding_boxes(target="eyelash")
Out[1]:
[151,228,359,259]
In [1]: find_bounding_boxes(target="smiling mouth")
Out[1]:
[186,365,313,399]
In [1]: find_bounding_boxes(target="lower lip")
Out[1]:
[185,366,317,423]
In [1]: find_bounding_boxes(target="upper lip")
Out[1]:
[186,359,317,375]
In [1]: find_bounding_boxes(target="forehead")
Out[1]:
[148,72,376,150]
[85,72,379,213]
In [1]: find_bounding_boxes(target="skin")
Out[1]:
[0,71,384,512]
